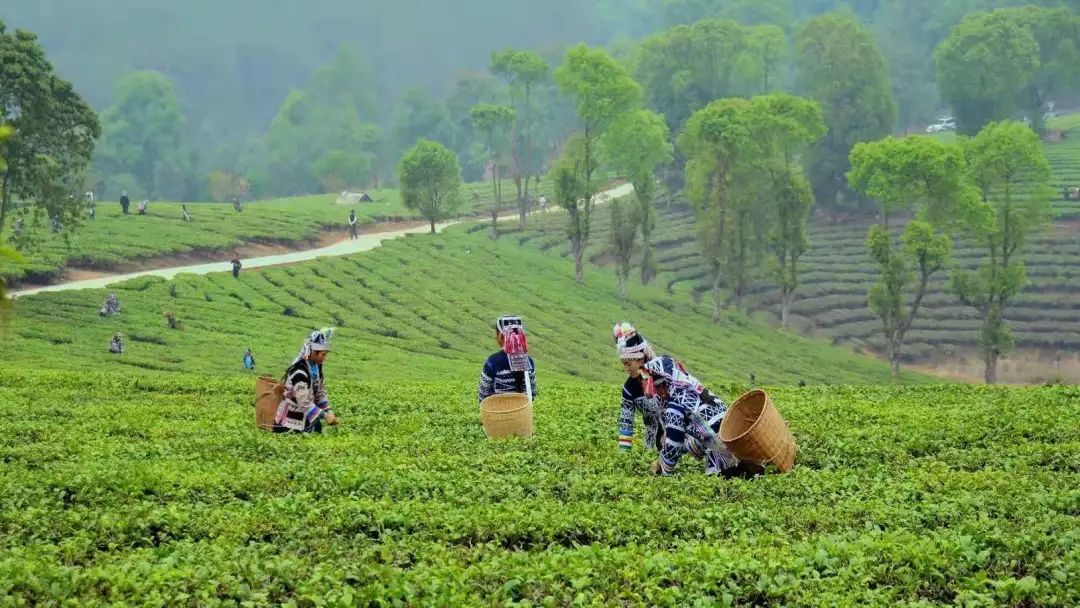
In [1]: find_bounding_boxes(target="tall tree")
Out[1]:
[935,10,1040,135]
[0,22,100,234]
[953,121,1051,384]
[552,138,592,285]
[746,24,788,94]
[0,124,26,309]
[490,49,550,228]
[609,197,641,299]
[678,98,756,321]
[795,10,896,209]
[848,135,980,377]
[632,19,753,132]
[555,44,642,284]
[469,103,517,238]
[746,94,826,329]
[601,109,673,285]
[398,139,463,234]
[94,71,187,199]
[1005,6,1080,134]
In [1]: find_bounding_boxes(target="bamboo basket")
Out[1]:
[255,376,284,431]
[720,389,796,472]
[480,393,534,439]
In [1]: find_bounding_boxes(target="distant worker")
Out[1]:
[233,197,243,212]
[348,209,358,239]
[50,216,61,233]
[109,333,124,355]
[99,293,121,317]
[137,200,149,215]
[243,348,256,371]
[538,196,547,213]
[748,372,757,388]
[13,217,24,238]
[120,191,130,214]
[614,322,662,454]
[478,315,538,404]
[274,328,339,433]
[85,191,94,204]
[182,204,191,222]
[88,201,96,220]
[231,254,242,278]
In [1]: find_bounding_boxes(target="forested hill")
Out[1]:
[1,0,615,140]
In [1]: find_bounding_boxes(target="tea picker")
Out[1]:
[478,315,537,438]
[257,327,340,433]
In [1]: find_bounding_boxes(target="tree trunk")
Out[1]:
[711,271,721,323]
[0,170,11,233]
[490,160,500,239]
[887,335,901,379]
[574,242,585,285]
[780,286,792,329]
[430,217,436,234]
[618,272,626,299]
[984,350,998,384]
[641,246,655,285]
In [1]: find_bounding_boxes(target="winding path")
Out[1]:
[12,184,634,297]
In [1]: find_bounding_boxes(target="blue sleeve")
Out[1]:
[478,357,495,404]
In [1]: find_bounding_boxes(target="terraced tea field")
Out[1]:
[1,226,913,386]
[0,176,557,285]
[519,116,1080,379]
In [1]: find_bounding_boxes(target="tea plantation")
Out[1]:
[519,115,1080,371]
[2,218,1078,605]
[0,176,556,285]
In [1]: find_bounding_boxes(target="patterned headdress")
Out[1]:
[643,355,704,393]
[496,315,528,355]
[614,322,655,361]
[294,327,335,364]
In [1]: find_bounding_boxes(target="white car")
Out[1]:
[926,117,956,133]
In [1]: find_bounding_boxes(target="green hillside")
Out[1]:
[519,115,1080,378]
[1,225,917,386]
[0,176,556,285]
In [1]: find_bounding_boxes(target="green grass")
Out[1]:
[0,225,914,386]
[0,176,559,284]
[0,368,1075,605]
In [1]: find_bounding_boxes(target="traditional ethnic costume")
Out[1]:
[614,323,663,452]
[643,355,740,477]
[274,328,335,433]
[478,315,538,403]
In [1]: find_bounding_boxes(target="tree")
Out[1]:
[93,71,187,199]
[795,10,896,209]
[601,109,673,284]
[1006,6,1080,134]
[935,10,1040,135]
[390,87,455,164]
[555,44,642,284]
[0,124,26,310]
[469,104,516,238]
[746,94,826,328]
[0,22,100,234]
[848,135,980,377]
[632,19,754,131]
[491,49,550,228]
[609,198,640,299]
[552,139,592,285]
[398,140,462,234]
[678,98,756,321]
[747,24,788,94]
[953,121,1051,384]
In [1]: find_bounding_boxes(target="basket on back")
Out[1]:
[480,392,534,439]
[720,389,796,472]
[255,376,284,431]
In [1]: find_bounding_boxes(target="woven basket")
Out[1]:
[720,389,796,472]
[255,376,284,432]
[480,393,534,439]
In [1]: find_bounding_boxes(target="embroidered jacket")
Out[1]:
[478,351,537,403]
[619,376,662,451]
[275,359,332,431]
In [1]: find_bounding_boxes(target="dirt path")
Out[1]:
[11,184,634,297]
